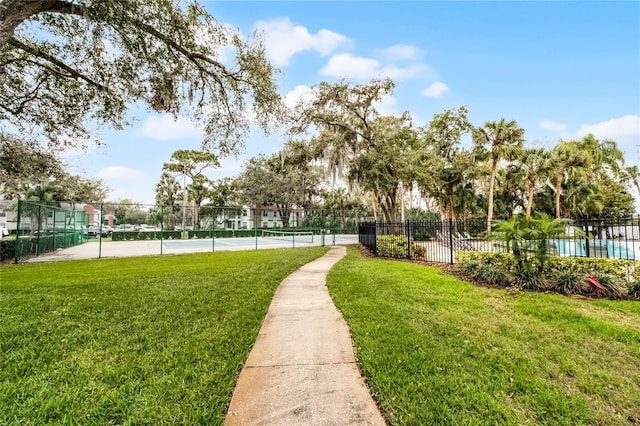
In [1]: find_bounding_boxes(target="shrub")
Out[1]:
[512,268,545,290]
[546,257,637,284]
[457,251,514,270]
[597,274,626,298]
[376,234,409,258]
[553,270,585,294]
[459,259,483,275]
[412,242,426,258]
[0,239,15,260]
[475,264,510,286]
[628,281,640,298]
[494,213,580,273]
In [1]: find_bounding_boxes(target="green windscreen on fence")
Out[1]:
[13,200,89,263]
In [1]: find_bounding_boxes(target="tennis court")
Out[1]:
[25,233,358,262]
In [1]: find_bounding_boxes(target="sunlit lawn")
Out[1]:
[0,247,328,425]
[328,247,640,425]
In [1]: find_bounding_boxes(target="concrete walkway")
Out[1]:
[225,246,386,425]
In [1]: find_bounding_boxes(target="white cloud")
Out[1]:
[375,44,421,61]
[575,115,640,168]
[320,53,431,80]
[539,120,567,132]
[320,53,381,79]
[420,82,449,98]
[98,166,154,203]
[255,17,351,67]
[575,115,640,142]
[137,114,203,141]
[98,166,148,182]
[283,85,317,109]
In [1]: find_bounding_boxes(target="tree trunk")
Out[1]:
[486,160,497,235]
[526,180,535,216]
[193,201,200,231]
[555,174,563,218]
[1,0,88,45]
[379,190,397,224]
[633,178,640,201]
[277,204,290,228]
[399,181,405,223]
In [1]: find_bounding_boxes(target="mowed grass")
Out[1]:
[0,247,328,425]
[328,247,640,425]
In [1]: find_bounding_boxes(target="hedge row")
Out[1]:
[110,229,258,241]
[376,235,411,258]
[456,251,639,283]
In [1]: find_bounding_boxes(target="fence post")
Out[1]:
[449,218,454,265]
[97,204,102,258]
[160,205,164,255]
[212,209,216,252]
[254,208,258,251]
[36,204,41,256]
[406,219,411,259]
[584,215,590,258]
[14,199,22,264]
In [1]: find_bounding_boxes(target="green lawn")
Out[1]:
[328,247,640,425]
[0,247,328,425]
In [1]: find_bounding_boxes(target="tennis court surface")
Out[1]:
[25,234,359,262]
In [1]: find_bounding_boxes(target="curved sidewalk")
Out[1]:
[225,246,385,425]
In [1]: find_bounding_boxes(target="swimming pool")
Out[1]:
[552,239,638,260]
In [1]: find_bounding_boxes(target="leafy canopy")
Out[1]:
[0,0,283,154]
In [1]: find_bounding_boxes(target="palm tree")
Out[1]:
[18,182,66,231]
[154,172,181,228]
[563,180,603,218]
[579,134,624,178]
[472,118,525,234]
[519,148,552,216]
[549,141,589,218]
[622,165,640,200]
[187,175,212,230]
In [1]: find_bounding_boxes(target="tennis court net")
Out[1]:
[261,229,314,244]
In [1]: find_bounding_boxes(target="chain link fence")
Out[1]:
[2,201,371,263]
[0,200,89,263]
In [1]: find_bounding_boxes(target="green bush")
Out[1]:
[628,281,640,298]
[459,259,483,275]
[597,274,626,298]
[0,239,15,260]
[553,270,585,294]
[376,234,409,258]
[457,251,514,270]
[111,231,186,241]
[512,268,545,290]
[475,264,510,286]
[458,251,637,284]
[546,257,638,283]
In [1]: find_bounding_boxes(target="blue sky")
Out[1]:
[64,1,640,207]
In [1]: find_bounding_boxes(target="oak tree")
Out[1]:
[1,0,283,154]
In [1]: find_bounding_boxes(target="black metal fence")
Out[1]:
[359,218,640,264]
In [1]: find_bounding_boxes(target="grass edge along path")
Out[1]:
[0,247,329,425]
[327,246,640,425]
